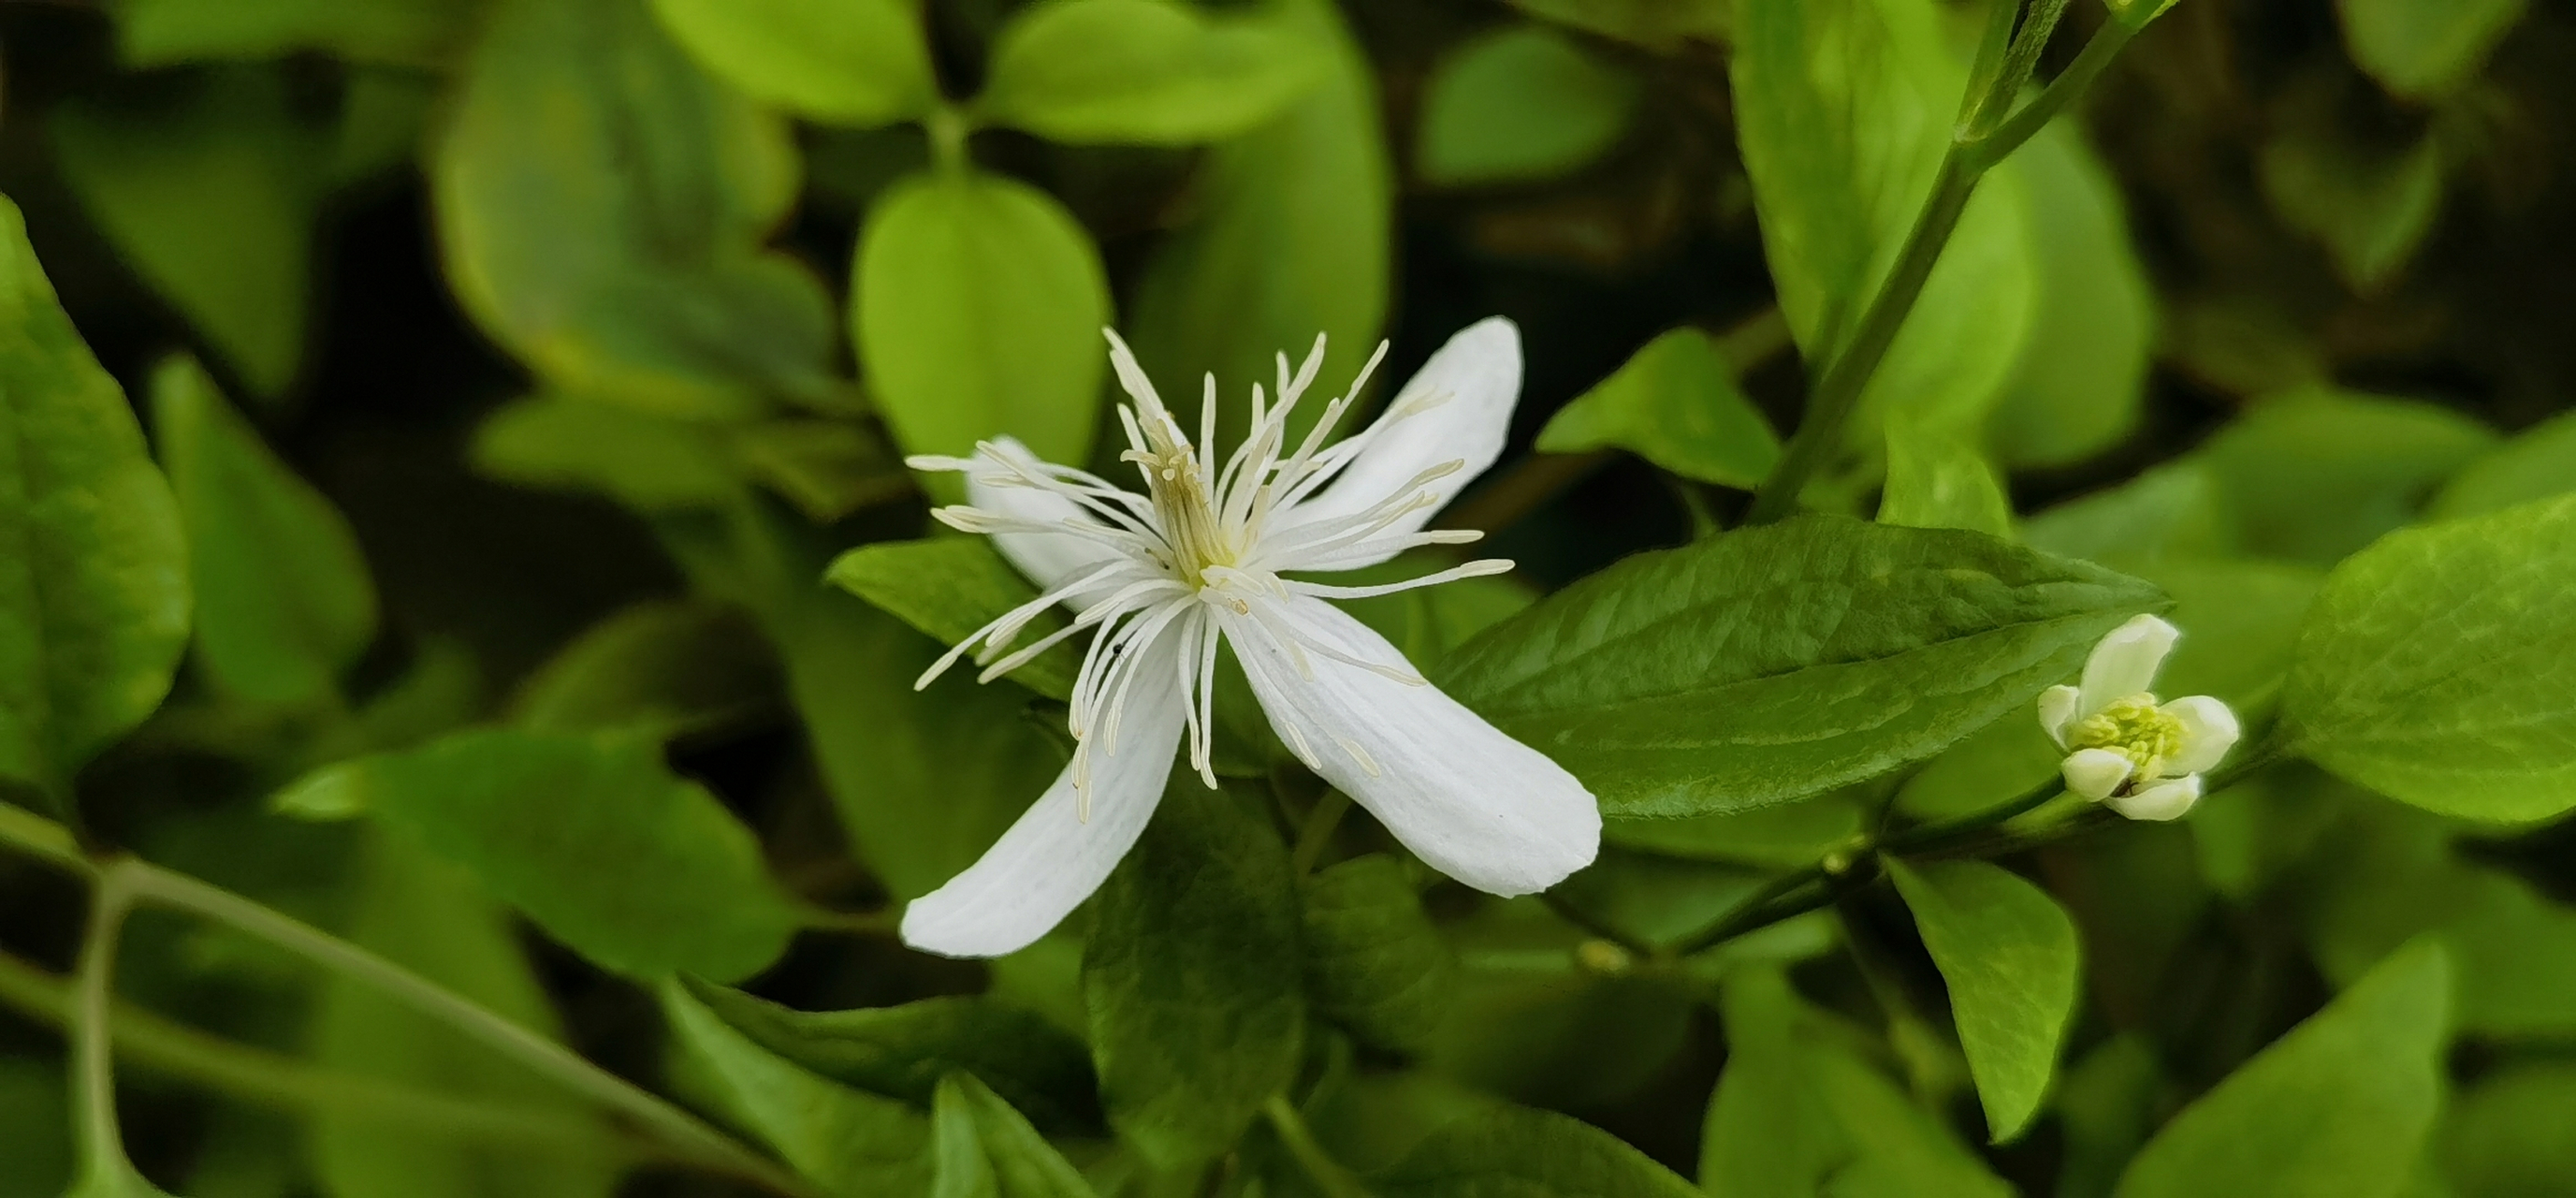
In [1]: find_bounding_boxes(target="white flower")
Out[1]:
[2038,614,2240,822]
[896,318,1600,957]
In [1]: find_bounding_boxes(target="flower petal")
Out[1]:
[2160,694,2240,776]
[1269,317,1521,569]
[2037,684,2083,748]
[899,629,1188,958]
[2079,614,2178,712]
[2061,748,2135,801]
[1225,594,1598,896]
[2108,774,2201,822]
[967,436,1128,600]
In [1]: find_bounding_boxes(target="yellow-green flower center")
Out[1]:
[2067,694,2184,776]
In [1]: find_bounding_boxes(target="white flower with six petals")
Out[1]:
[899,317,1601,958]
[2039,614,2240,822]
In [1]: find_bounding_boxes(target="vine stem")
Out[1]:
[1263,1095,1374,1198]
[68,865,142,1191]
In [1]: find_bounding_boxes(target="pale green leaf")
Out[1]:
[115,0,474,66]
[1881,412,2014,538]
[2430,410,2576,520]
[2134,558,2323,713]
[2337,0,2526,98]
[2192,387,2496,566]
[1416,24,1637,186]
[824,538,1076,701]
[981,0,1326,146]
[1987,125,2154,468]
[2441,1063,2576,1198]
[470,395,742,512]
[1888,859,2081,1143]
[661,979,931,1196]
[1302,855,1457,1055]
[651,0,935,126]
[2259,129,2445,293]
[1535,328,1780,489]
[927,1074,1098,1198]
[2022,461,2235,565]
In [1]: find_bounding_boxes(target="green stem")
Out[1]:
[1262,1095,1374,1198]
[1881,779,2067,855]
[1967,18,2138,168]
[924,104,973,175]
[0,800,91,877]
[68,864,140,1188]
[1290,790,1352,877]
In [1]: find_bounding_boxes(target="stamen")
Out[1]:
[1287,559,1515,600]
[1333,736,1382,779]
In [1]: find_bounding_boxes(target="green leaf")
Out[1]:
[1085,781,1303,1171]
[0,194,189,806]
[2259,128,2445,294]
[1301,854,1457,1055]
[928,1074,1099,1198]
[2112,939,2452,1198]
[1987,125,2155,469]
[2134,559,2323,713]
[661,978,931,1196]
[1437,516,2165,816]
[2441,1063,2576,1197]
[311,830,619,1198]
[151,357,375,707]
[1602,794,1862,867]
[2337,0,2526,98]
[2285,493,2576,822]
[854,169,1110,466]
[2023,461,2235,565]
[114,0,474,66]
[1887,859,2081,1144]
[675,977,1102,1134]
[435,0,838,419]
[2431,410,2576,520]
[650,0,935,126]
[980,0,1326,146]
[1127,0,1389,452]
[1501,0,1727,52]
[825,538,1077,701]
[1370,1101,1697,1197]
[1416,24,1638,187]
[0,1057,69,1198]
[470,395,742,512]
[507,600,776,737]
[1534,328,1780,489]
[49,69,321,397]
[1880,411,2014,538]
[275,728,804,981]
[2190,387,2496,566]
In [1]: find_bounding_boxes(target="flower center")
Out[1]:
[1124,433,1239,587]
[2067,694,2184,777]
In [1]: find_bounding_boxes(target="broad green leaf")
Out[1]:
[1534,328,1780,489]
[2056,1034,2166,1198]
[2135,558,2323,713]
[730,418,912,522]
[1502,0,1728,52]
[1370,1101,1697,1197]
[2022,461,2235,565]
[507,600,776,737]
[927,1074,1098,1198]
[1880,412,2014,538]
[2430,410,2576,519]
[651,0,935,126]
[1602,794,1861,868]
[980,0,1326,146]
[435,0,838,418]
[855,169,1110,466]
[676,977,1102,1134]
[1127,0,1389,452]
[1896,705,2059,821]
[825,538,1076,701]
[1438,516,2165,816]
[1887,859,2081,1143]
[2259,128,2445,293]
[1085,781,1303,1170]
[312,831,619,1198]
[275,728,804,980]
[2191,387,2496,566]
[115,0,474,66]
[2337,0,2527,98]
[2441,1063,2576,1197]
[1302,854,1457,1055]
[1416,24,1638,186]
[2112,939,2451,1198]
[470,395,741,512]
[49,70,320,396]
[0,195,189,805]
[152,358,375,707]
[661,979,931,1196]
[1987,125,2154,468]
[2285,493,2576,822]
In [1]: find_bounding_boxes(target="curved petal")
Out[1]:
[2061,748,2134,801]
[1225,594,1598,896]
[2160,694,2240,776]
[1267,317,1522,569]
[900,629,1188,958]
[2079,614,2178,712]
[966,436,1128,602]
[2037,684,2083,749]
[2108,775,2201,823]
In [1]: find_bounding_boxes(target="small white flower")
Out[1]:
[2039,614,2239,822]
[897,318,1600,957]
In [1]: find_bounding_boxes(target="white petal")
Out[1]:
[899,630,1188,958]
[1226,594,1598,896]
[2107,774,2201,822]
[2037,684,2083,749]
[2079,614,2178,711]
[967,437,1127,603]
[2061,748,2134,801]
[2160,694,2239,776]
[1267,317,1522,569]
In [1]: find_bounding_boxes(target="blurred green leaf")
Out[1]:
[2112,939,2451,1198]
[2023,462,2235,565]
[471,395,742,512]
[1987,126,2154,468]
[115,0,475,66]
[1603,794,1861,867]
[926,1074,1098,1198]
[2431,410,2576,519]
[855,168,1110,466]
[1085,781,1303,1171]
[2260,129,2445,294]
[731,419,912,522]
[2057,1034,2166,1198]
[2337,0,2527,99]
[1535,328,1780,489]
[2191,387,2496,566]
[1302,854,1457,1055]
[825,537,1078,701]
[651,0,936,126]
[152,357,375,707]
[2286,493,2576,822]
[661,978,932,1196]
[676,977,1102,1135]
[1370,1100,1697,1197]
[2132,558,2322,713]
[1895,706,2059,821]
[1880,411,2014,538]
[1438,516,2164,816]
[275,728,804,980]
[2441,1063,2576,1197]
[1502,0,1726,52]
[1416,24,1638,187]
[0,1058,69,1198]
[981,0,1327,146]
[507,600,775,737]
[50,69,319,398]
[1887,859,2080,1144]
[0,194,189,807]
